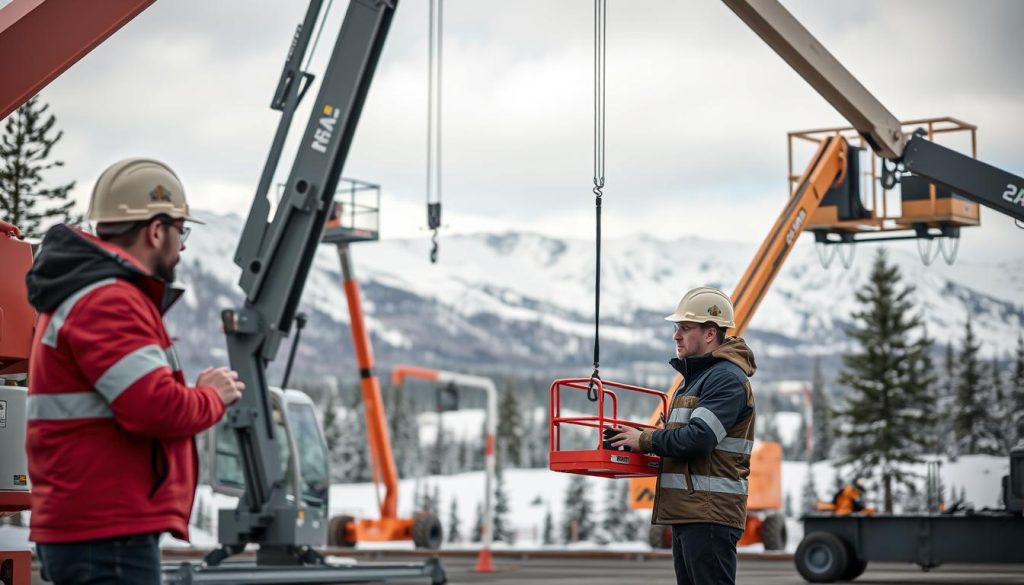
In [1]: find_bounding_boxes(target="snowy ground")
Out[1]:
[2,454,1009,555]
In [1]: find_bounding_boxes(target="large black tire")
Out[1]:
[761,513,787,551]
[648,524,671,549]
[412,512,443,549]
[840,557,868,581]
[327,515,357,547]
[795,531,849,583]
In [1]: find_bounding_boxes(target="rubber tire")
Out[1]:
[841,557,868,581]
[795,531,849,583]
[412,512,443,549]
[648,524,671,549]
[327,515,357,547]
[761,513,787,551]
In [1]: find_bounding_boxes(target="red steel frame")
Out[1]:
[0,0,157,120]
[549,378,668,479]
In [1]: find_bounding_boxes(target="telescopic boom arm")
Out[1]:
[723,0,1024,223]
[217,0,397,565]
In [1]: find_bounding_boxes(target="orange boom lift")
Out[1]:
[321,197,442,549]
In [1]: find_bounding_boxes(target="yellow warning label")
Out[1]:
[323,104,334,116]
[14,474,27,486]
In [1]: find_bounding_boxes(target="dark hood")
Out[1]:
[670,336,757,380]
[26,224,183,314]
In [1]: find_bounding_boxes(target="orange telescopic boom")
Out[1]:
[322,204,442,548]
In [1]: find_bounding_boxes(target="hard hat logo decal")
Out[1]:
[150,185,172,203]
[708,304,722,317]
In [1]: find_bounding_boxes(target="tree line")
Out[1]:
[807,248,1024,513]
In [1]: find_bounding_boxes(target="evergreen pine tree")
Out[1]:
[801,465,819,515]
[809,357,832,462]
[908,325,940,454]
[331,393,372,483]
[322,389,343,480]
[561,474,595,543]
[425,484,440,516]
[519,393,539,468]
[471,502,484,543]
[599,479,627,543]
[1013,333,1024,447]
[542,507,555,545]
[985,357,1012,455]
[446,498,462,543]
[387,382,421,478]
[429,421,446,476]
[619,482,641,542]
[835,248,933,513]
[0,95,79,237]
[497,379,524,467]
[493,454,514,543]
[758,395,782,443]
[413,480,424,512]
[954,318,984,454]
[941,342,958,458]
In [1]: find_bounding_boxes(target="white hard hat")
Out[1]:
[88,158,203,224]
[665,287,735,329]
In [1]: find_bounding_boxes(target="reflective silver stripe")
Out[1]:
[94,344,169,402]
[41,278,118,348]
[716,437,754,455]
[661,473,748,495]
[661,473,688,490]
[692,406,727,441]
[27,392,113,420]
[668,407,692,424]
[165,344,181,372]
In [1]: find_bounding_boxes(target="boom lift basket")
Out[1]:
[549,378,667,479]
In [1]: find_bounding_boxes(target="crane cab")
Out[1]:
[210,387,330,546]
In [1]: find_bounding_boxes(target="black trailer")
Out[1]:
[795,448,1024,582]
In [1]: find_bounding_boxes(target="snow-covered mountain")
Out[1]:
[165,210,1024,387]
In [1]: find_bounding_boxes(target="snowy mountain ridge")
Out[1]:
[165,210,1024,384]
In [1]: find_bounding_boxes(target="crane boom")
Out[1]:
[721,0,905,159]
[723,0,1024,223]
[0,0,156,120]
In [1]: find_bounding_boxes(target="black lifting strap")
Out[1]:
[587,0,606,403]
[588,184,602,402]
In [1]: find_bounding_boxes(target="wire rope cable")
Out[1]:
[588,0,607,401]
[301,0,335,74]
[426,0,444,263]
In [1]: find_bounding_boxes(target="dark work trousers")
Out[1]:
[37,532,162,585]
[671,522,743,585]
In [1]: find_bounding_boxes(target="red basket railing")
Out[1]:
[548,378,668,479]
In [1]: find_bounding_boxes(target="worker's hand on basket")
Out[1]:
[608,425,644,452]
[197,366,245,406]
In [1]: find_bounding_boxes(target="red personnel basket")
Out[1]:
[549,378,668,478]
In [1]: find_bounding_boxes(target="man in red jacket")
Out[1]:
[25,158,244,585]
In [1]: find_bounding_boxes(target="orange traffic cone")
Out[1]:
[474,547,494,572]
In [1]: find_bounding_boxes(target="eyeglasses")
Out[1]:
[160,221,191,243]
[673,323,698,333]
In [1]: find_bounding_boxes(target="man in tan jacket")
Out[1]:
[610,287,756,585]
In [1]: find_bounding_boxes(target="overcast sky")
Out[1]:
[18,0,1024,263]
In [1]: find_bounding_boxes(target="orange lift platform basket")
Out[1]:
[549,378,668,479]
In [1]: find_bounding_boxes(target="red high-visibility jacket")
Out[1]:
[25,225,224,543]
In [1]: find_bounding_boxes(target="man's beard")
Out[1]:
[154,259,176,283]
[155,243,178,282]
